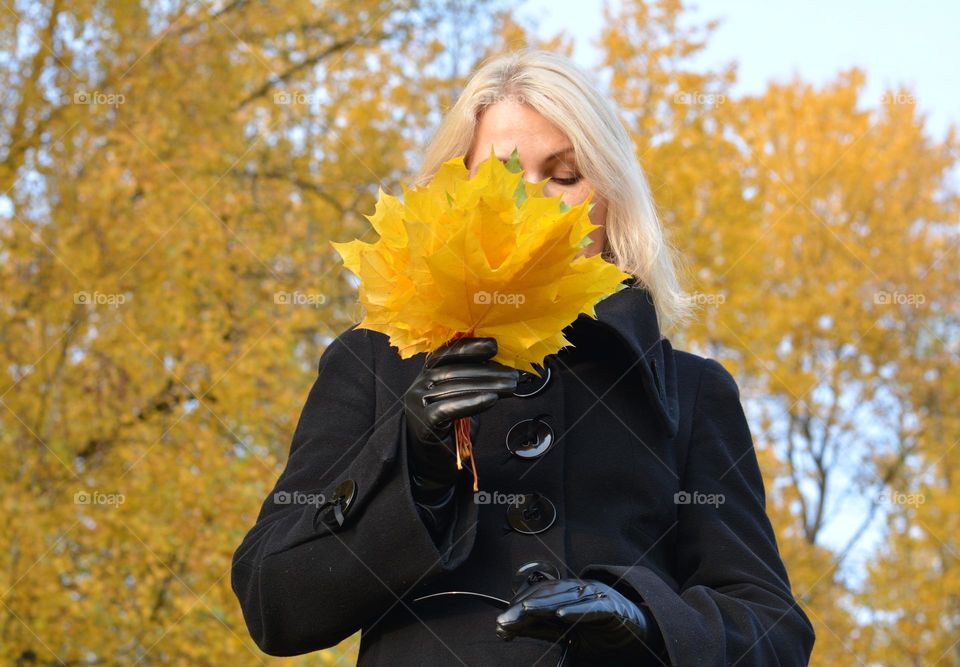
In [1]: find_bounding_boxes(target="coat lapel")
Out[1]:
[560,278,680,439]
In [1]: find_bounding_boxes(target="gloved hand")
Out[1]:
[495,578,663,659]
[404,336,518,489]
[403,337,518,536]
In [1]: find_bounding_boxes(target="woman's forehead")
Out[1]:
[469,102,573,165]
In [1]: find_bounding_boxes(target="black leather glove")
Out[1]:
[495,578,664,660]
[403,337,518,537]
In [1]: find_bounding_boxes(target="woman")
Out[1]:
[231,48,816,666]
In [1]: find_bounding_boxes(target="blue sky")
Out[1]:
[523,0,958,137]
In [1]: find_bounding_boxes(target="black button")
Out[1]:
[334,479,357,510]
[512,560,561,595]
[314,478,357,529]
[506,493,556,535]
[505,416,555,459]
[513,366,551,398]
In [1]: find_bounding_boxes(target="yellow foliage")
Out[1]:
[331,147,630,373]
[1,0,957,664]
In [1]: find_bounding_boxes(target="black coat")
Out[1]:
[231,285,816,666]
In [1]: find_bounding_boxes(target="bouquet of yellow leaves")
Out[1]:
[331,146,630,490]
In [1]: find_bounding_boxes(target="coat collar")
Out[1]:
[559,277,680,439]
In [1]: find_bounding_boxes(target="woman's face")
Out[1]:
[464,100,607,258]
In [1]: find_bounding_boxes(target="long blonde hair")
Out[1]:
[414,48,694,335]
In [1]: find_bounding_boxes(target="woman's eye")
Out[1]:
[551,175,582,186]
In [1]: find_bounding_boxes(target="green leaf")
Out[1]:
[508,148,527,208]
[513,181,527,208]
[504,146,522,173]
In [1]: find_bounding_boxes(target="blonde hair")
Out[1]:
[413,48,694,335]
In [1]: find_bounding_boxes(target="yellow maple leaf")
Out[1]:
[331,145,631,375]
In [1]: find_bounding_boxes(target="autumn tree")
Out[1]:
[0,0,505,663]
[2,0,957,665]
[597,1,959,664]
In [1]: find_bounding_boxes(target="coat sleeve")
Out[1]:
[579,358,816,666]
[231,325,479,656]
